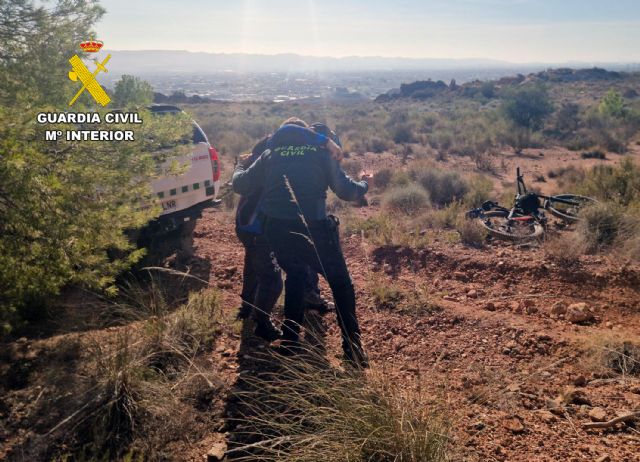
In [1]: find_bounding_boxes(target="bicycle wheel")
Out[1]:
[545,195,597,223]
[477,211,545,242]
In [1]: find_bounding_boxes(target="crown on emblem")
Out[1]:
[80,40,103,53]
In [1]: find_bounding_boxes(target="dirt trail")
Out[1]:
[190,194,640,461]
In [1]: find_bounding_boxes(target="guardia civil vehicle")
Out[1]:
[143,105,221,254]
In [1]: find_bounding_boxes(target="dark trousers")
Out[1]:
[264,215,362,354]
[237,231,283,325]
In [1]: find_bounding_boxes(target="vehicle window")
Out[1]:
[192,122,208,144]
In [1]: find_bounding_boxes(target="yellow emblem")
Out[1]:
[68,54,111,107]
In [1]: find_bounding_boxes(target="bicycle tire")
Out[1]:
[477,210,545,242]
[545,194,597,223]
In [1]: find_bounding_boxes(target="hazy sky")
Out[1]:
[96,0,640,62]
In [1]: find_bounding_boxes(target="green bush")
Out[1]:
[383,184,430,215]
[113,75,153,108]
[571,158,640,206]
[599,89,626,119]
[391,123,414,144]
[501,84,554,130]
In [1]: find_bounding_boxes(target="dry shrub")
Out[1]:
[229,351,450,462]
[419,203,461,230]
[343,213,397,246]
[617,227,640,263]
[383,184,430,215]
[472,151,495,172]
[576,202,640,262]
[543,234,585,268]
[582,333,640,378]
[581,150,606,160]
[579,158,640,206]
[370,276,442,315]
[547,165,583,182]
[50,287,223,460]
[456,218,486,248]
[463,175,494,208]
[373,167,393,190]
[224,191,238,210]
[410,164,469,207]
[371,280,405,310]
[326,192,348,212]
[390,170,411,187]
[576,203,625,253]
[368,137,393,153]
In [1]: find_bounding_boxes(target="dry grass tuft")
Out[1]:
[371,279,405,310]
[574,202,640,262]
[543,233,585,268]
[456,218,487,248]
[49,287,223,460]
[382,184,430,215]
[582,332,640,378]
[229,350,450,462]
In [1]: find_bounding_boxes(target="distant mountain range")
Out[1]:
[99,50,640,74]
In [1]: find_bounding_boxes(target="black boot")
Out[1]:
[343,338,369,369]
[276,320,303,356]
[236,303,253,321]
[254,320,282,342]
[304,291,332,314]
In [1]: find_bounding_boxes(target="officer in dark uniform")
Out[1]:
[232,118,369,367]
[235,135,332,341]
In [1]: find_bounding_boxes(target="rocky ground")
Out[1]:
[189,199,640,462]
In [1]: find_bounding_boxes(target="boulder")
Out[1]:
[566,302,595,324]
[207,442,227,462]
[502,415,526,434]
[588,407,608,422]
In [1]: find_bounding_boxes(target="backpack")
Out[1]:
[236,191,264,234]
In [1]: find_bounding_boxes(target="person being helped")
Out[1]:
[235,136,283,341]
[232,118,369,367]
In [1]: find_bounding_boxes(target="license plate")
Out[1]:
[162,200,176,211]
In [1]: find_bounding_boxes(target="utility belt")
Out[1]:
[263,213,341,245]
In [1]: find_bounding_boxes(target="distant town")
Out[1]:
[98,50,640,102]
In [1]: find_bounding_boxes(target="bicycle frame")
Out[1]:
[467,167,585,221]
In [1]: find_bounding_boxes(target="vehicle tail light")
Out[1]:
[209,146,220,181]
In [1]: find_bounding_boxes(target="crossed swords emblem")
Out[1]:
[68,54,111,107]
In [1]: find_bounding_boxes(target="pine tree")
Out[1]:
[0,1,190,332]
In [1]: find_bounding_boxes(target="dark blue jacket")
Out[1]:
[232,125,368,221]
